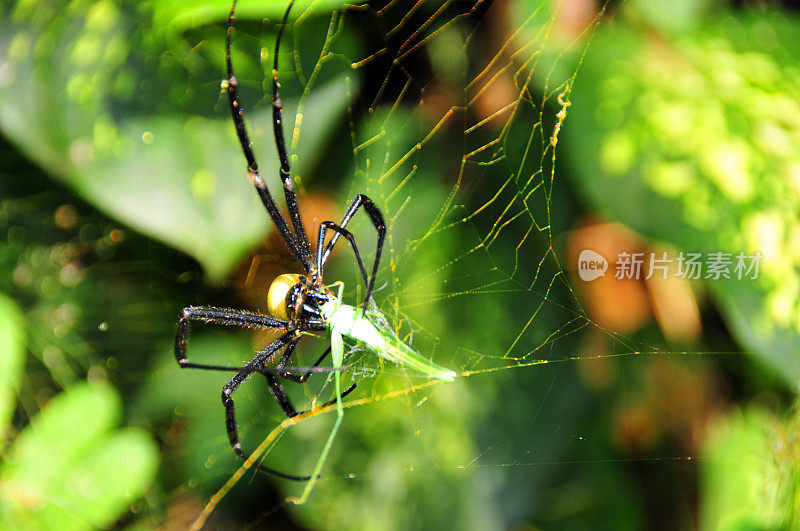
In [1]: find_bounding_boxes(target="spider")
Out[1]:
[174,0,455,503]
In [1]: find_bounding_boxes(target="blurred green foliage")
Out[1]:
[563,9,800,385]
[701,406,800,528]
[0,293,25,432]
[0,295,159,529]
[1,0,799,528]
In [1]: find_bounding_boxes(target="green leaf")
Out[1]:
[562,11,800,384]
[0,0,357,281]
[0,382,159,529]
[0,293,25,439]
[152,0,350,34]
[625,0,723,34]
[2,382,121,489]
[36,430,159,529]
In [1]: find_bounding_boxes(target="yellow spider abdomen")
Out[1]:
[267,273,301,321]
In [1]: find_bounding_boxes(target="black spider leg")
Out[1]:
[225,0,312,271]
[175,306,290,370]
[177,305,344,376]
[265,371,357,419]
[320,194,386,308]
[221,330,315,481]
[272,339,357,406]
[316,221,370,288]
[178,361,340,376]
[276,338,330,383]
[271,0,314,267]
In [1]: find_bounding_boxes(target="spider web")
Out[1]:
[150,1,695,528]
[90,0,722,527]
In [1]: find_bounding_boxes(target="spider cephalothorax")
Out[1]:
[266,273,333,322]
